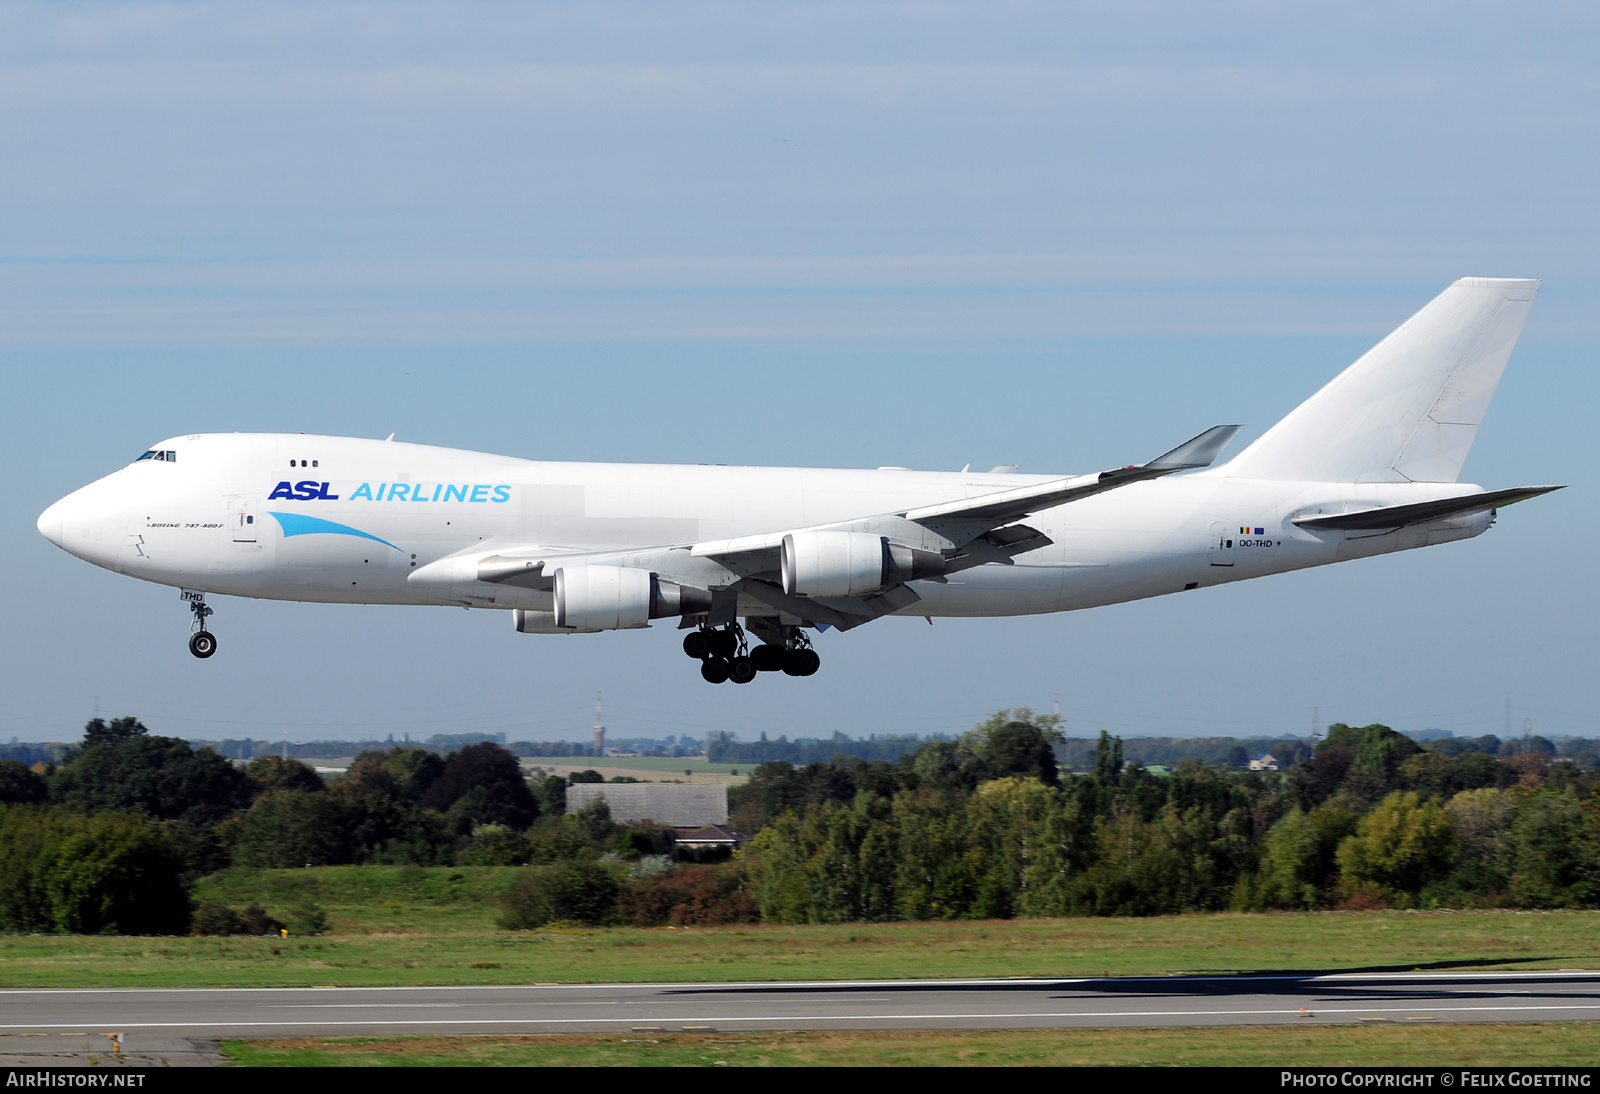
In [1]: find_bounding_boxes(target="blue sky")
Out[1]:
[2,2,1596,744]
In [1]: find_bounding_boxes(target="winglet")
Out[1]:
[1144,425,1243,471]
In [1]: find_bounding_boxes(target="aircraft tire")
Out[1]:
[794,649,820,676]
[749,644,784,672]
[682,631,711,659]
[189,631,217,659]
[700,657,731,684]
[729,657,757,684]
[709,630,737,659]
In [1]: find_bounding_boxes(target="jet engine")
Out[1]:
[551,566,712,630]
[781,531,943,597]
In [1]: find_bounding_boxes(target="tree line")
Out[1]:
[0,716,680,934]
[707,730,931,765]
[726,712,1599,920]
[3,710,1597,934]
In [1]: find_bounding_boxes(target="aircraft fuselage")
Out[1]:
[38,432,1492,620]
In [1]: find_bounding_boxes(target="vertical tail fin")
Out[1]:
[1224,277,1539,483]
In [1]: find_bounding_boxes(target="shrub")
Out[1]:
[456,824,531,866]
[192,901,246,935]
[498,862,622,929]
[621,864,760,926]
[240,904,284,935]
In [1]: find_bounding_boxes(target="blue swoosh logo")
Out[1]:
[267,511,402,551]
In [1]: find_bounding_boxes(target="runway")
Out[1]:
[3,971,1598,1039]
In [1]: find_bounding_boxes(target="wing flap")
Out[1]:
[735,578,920,631]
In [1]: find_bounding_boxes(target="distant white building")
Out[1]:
[1248,753,1280,772]
[566,782,728,827]
[676,824,752,851]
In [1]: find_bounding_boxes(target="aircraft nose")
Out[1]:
[37,500,64,547]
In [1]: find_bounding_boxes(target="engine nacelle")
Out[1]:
[554,565,653,630]
[514,608,598,634]
[781,532,944,597]
[550,566,714,630]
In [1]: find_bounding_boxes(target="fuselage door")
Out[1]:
[1208,521,1234,567]
[228,495,259,543]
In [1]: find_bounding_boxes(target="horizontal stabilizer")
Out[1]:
[1292,485,1563,532]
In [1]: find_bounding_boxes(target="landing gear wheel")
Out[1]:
[708,630,738,659]
[682,631,711,659]
[783,648,820,676]
[700,657,731,684]
[749,644,784,672]
[728,657,757,684]
[183,591,216,659]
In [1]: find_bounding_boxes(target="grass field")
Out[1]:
[0,866,1595,990]
[221,1024,1600,1067]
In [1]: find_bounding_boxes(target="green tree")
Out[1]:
[1240,805,1358,910]
[0,760,48,805]
[44,814,191,934]
[80,717,149,749]
[246,755,323,795]
[0,805,57,931]
[229,789,353,867]
[1,806,190,934]
[964,776,1066,918]
[421,743,538,831]
[1093,730,1124,783]
[888,789,978,920]
[1504,792,1599,908]
[1337,791,1457,906]
[1321,724,1422,801]
[981,723,1060,786]
[50,724,250,823]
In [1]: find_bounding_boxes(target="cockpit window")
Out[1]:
[133,450,177,463]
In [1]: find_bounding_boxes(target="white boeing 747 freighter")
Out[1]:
[38,278,1560,684]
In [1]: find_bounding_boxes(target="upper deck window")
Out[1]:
[134,450,177,463]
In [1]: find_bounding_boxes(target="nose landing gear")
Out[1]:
[683,619,819,682]
[182,590,217,659]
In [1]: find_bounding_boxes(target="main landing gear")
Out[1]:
[183,591,217,659]
[682,620,819,684]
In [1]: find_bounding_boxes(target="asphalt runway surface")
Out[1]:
[3,971,1599,1041]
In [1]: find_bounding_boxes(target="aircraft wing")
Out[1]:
[688,424,1241,628]
[692,425,1241,561]
[901,424,1241,529]
[462,425,1241,630]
